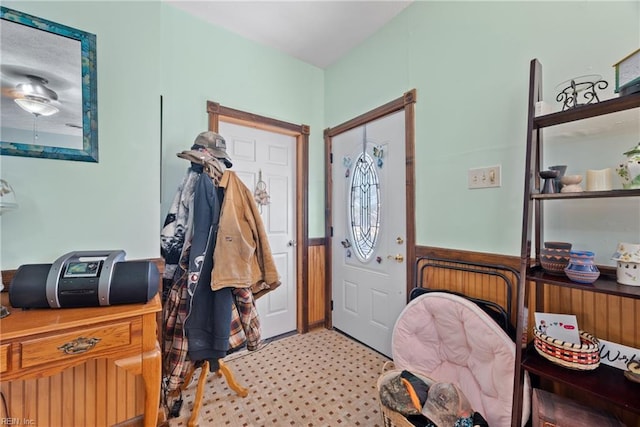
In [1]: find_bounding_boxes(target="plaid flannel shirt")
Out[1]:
[162,268,261,394]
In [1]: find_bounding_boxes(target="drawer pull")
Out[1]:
[58,337,101,355]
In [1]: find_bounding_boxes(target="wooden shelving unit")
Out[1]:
[521,345,640,413]
[527,266,640,298]
[531,188,640,200]
[533,92,640,128]
[510,59,640,427]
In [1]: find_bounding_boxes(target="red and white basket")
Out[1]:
[533,328,600,370]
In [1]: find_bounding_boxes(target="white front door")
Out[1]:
[219,121,296,339]
[331,111,407,357]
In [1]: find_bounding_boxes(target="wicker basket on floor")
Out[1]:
[376,361,434,427]
[532,328,600,370]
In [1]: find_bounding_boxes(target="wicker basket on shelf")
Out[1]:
[532,328,600,370]
[376,361,434,427]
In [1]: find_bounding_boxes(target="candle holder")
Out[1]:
[539,170,560,193]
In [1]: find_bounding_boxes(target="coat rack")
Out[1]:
[180,359,248,427]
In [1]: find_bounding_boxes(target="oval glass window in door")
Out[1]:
[349,152,381,262]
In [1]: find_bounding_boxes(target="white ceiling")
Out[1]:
[164,0,413,68]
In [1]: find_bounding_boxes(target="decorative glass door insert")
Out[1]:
[349,151,380,262]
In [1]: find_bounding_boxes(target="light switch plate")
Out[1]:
[468,165,501,189]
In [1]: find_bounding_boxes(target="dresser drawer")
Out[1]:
[0,344,9,373]
[21,321,132,368]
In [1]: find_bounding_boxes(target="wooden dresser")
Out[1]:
[0,292,161,427]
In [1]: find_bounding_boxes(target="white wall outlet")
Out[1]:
[468,165,501,189]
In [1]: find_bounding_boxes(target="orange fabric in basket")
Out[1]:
[401,378,422,411]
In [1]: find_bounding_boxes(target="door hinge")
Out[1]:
[330,226,333,237]
[331,300,333,311]
[330,152,333,163]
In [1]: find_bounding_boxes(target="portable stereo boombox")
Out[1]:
[9,250,159,309]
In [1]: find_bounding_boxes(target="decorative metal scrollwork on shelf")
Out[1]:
[556,75,608,111]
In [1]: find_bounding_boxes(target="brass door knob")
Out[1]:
[387,254,404,263]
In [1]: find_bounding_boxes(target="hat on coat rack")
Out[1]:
[192,131,233,167]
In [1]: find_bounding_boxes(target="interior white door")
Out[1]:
[331,111,407,357]
[219,121,296,339]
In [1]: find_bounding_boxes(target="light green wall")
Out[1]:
[158,5,325,233]
[0,1,325,270]
[325,1,640,259]
[1,1,638,270]
[1,1,162,269]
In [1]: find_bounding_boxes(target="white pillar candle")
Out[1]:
[586,168,613,191]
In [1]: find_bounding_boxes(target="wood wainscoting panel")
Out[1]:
[307,239,326,329]
[0,358,143,426]
[415,246,520,326]
[543,282,640,349]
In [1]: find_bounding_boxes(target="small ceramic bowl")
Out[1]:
[565,267,600,284]
[560,175,583,186]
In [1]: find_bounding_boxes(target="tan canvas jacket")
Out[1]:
[212,170,281,297]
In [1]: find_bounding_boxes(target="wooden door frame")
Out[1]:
[207,101,311,333]
[323,89,417,328]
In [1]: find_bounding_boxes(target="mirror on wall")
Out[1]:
[0,6,98,162]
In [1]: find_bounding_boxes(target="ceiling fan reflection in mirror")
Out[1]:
[12,74,60,142]
[1,64,75,144]
[14,74,59,116]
